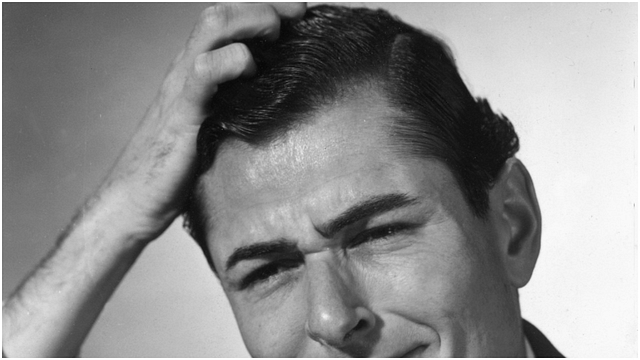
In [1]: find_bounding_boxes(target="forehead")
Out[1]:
[198,90,460,272]
[203,89,401,207]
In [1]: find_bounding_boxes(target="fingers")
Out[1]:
[175,42,256,124]
[193,42,257,85]
[169,3,307,124]
[184,3,307,61]
[268,2,307,19]
[185,3,280,60]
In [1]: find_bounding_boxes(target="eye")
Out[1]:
[239,258,302,290]
[349,223,416,248]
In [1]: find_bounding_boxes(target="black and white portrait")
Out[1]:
[3,3,636,357]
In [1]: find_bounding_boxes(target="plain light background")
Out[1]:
[2,3,637,357]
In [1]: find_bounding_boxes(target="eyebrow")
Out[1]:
[225,239,298,272]
[317,193,420,238]
[224,193,419,272]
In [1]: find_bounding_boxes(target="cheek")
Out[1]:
[229,288,307,357]
[369,223,494,324]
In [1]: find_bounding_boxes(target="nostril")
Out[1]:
[353,319,368,331]
[343,319,367,341]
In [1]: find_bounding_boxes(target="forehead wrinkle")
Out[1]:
[246,133,381,192]
[201,149,451,249]
[204,160,400,242]
[223,88,400,190]
[207,121,399,211]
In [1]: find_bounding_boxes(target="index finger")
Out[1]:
[268,2,307,19]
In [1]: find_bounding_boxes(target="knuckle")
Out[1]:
[200,4,235,31]
[192,52,216,79]
[190,43,254,83]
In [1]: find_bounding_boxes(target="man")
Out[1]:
[3,3,562,357]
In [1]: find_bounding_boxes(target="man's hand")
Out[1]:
[2,4,306,357]
[99,2,307,243]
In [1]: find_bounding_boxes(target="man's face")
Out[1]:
[200,89,524,357]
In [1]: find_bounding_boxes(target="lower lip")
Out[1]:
[402,345,428,357]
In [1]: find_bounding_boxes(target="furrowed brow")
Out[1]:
[318,193,419,238]
[224,194,418,272]
[225,239,298,272]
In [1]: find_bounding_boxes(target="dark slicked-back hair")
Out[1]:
[184,5,519,270]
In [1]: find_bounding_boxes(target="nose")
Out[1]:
[304,256,376,349]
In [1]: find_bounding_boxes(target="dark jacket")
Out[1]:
[523,319,564,357]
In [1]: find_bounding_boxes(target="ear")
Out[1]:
[488,158,542,288]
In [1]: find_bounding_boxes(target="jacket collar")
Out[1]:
[522,319,564,358]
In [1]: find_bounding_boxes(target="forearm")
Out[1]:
[2,3,306,357]
[2,192,149,357]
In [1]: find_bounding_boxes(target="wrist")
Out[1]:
[70,184,177,250]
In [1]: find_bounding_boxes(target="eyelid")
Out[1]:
[233,222,421,290]
[348,222,418,248]
[238,256,303,291]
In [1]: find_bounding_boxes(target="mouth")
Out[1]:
[400,345,428,358]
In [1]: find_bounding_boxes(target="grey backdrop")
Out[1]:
[3,3,637,357]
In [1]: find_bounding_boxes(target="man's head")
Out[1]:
[184,5,541,357]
